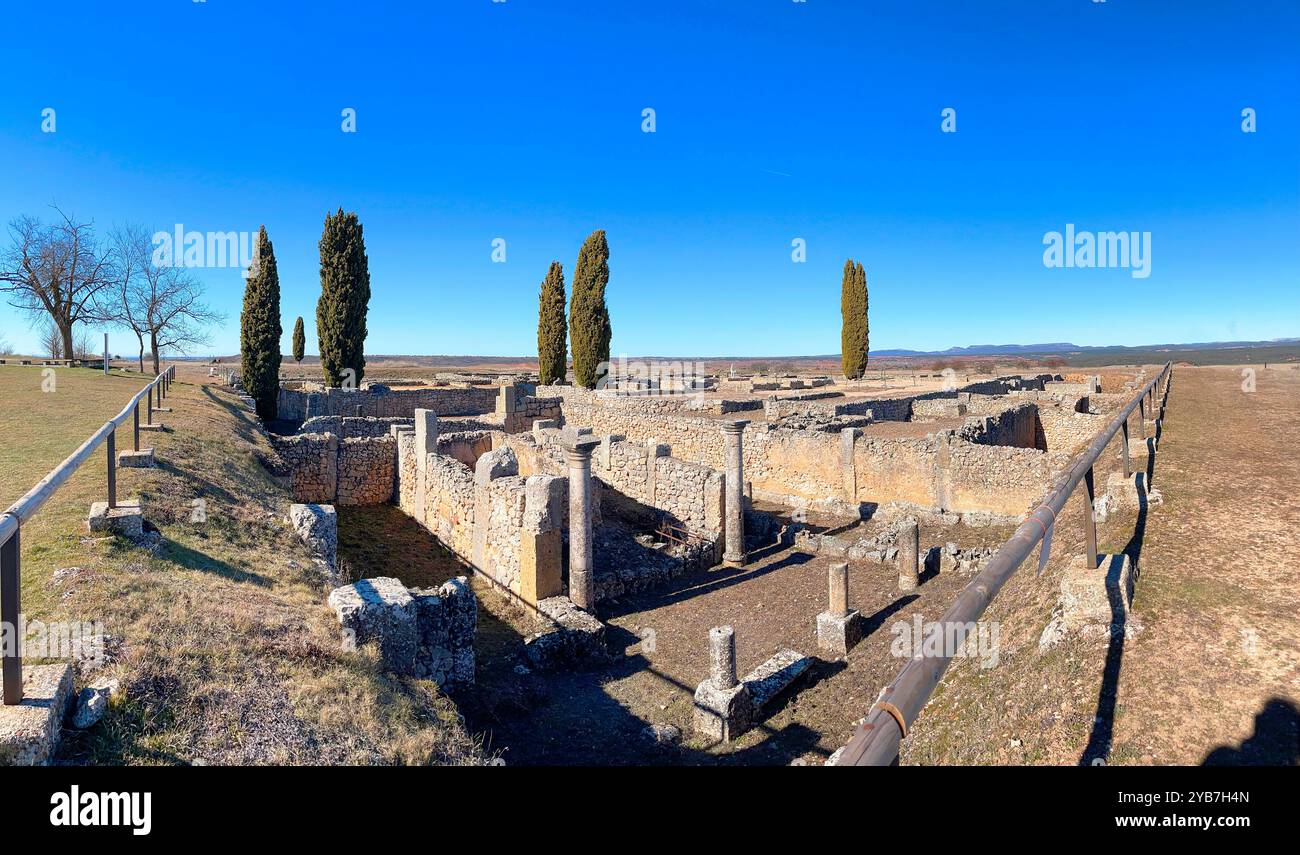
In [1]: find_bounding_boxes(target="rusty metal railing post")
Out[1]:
[147,384,153,424]
[1,528,19,704]
[1083,465,1097,571]
[1138,398,1146,439]
[106,429,117,509]
[133,402,140,451]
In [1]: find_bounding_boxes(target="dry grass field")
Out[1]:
[0,366,482,765]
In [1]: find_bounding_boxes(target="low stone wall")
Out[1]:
[271,433,337,503]
[270,431,394,505]
[1036,404,1108,455]
[956,402,1040,449]
[300,415,412,438]
[277,385,500,420]
[396,435,567,607]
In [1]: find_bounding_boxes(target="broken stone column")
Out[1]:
[898,518,920,592]
[817,562,862,657]
[722,420,749,565]
[692,625,754,742]
[565,438,601,612]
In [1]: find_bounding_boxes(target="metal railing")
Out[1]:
[833,363,1173,765]
[0,364,175,704]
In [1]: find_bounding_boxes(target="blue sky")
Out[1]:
[2,0,1297,358]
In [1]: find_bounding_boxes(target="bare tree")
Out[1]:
[0,333,11,355]
[107,224,224,374]
[40,320,64,359]
[0,208,114,359]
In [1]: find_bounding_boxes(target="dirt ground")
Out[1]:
[1103,365,1300,764]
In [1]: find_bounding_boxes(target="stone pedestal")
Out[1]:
[722,421,749,565]
[139,422,166,432]
[692,625,754,742]
[87,500,143,538]
[0,663,73,765]
[117,448,155,468]
[817,561,861,656]
[565,439,601,611]
[1060,553,1135,631]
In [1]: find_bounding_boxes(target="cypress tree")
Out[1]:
[316,209,371,388]
[840,258,869,379]
[240,226,282,420]
[569,229,611,389]
[537,261,567,385]
[291,316,305,363]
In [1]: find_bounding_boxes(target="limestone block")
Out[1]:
[1060,553,1135,631]
[117,448,155,468]
[817,610,863,658]
[289,503,338,577]
[0,663,73,765]
[87,501,143,539]
[474,446,519,485]
[328,577,418,674]
[523,596,608,671]
[743,648,814,710]
[692,680,753,743]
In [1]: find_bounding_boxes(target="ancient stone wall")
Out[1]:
[337,437,397,504]
[277,385,500,420]
[300,415,412,438]
[957,402,1041,449]
[272,430,394,505]
[270,433,337,503]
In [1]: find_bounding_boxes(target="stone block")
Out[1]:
[0,663,73,765]
[328,577,418,674]
[139,422,166,432]
[1060,553,1135,631]
[817,609,863,658]
[289,503,338,579]
[474,446,519,485]
[87,501,143,539]
[692,680,753,743]
[117,448,155,468]
[408,576,476,689]
[743,648,814,710]
[523,596,608,671]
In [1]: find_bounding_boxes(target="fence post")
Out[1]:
[1,529,20,704]
[147,385,153,424]
[107,429,117,509]
[133,402,140,452]
[1083,466,1097,570]
[1121,420,1130,477]
[1138,398,1146,439]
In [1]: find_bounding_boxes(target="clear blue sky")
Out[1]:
[2,1,1297,358]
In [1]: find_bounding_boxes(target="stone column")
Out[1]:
[828,561,849,618]
[566,438,601,611]
[722,420,749,565]
[709,625,738,690]
[899,518,919,592]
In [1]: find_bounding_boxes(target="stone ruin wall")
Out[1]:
[277,385,501,420]
[544,383,1069,519]
[512,427,724,547]
[271,432,395,505]
[300,415,412,438]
